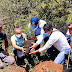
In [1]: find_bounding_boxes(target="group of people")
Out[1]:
[0,16,72,69]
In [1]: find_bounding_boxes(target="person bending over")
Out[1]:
[29,23,70,64]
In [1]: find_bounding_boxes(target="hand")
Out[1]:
[29,42,38,49]
[29,50,39,55]
[20,47,26,54]
[30,48,35,53]
[22,49,26,54]
[3,51,9,55]
[27,38,32,40]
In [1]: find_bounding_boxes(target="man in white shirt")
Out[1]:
[29,23,70,64]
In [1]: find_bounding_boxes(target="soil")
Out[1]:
[24,40,33,48]
[33,61,63,72]
[1,61,72,72]
[24,40,33,54]
[0,63,26,72]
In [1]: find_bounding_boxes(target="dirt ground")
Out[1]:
[33,61,63,72]
[0,60,72,72]
[0,63,26,72]
[1,40,72,72]
[0,61,63,72]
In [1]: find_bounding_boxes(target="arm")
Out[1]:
[39,33,59,52]
[29,50,39,54]
[11,35,26,53]
[30,33,50,49]
[30,32,59,54]
[29,40,51,54]
[29,35,44,49]
[36,35,44,45]
[3,36,9,55]
[36,33,50,45]
[4,38,8,52]
[11,40,24,51]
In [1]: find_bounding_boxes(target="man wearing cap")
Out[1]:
[0,23,15,69]
[28,17,48,61]
[28,17,59,61]
[66,21,72,61]
[29,23,70,64]
[28,17,47,37]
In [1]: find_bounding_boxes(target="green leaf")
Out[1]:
[41,2,46,9]
[66,13,72,24]
[56,0,60,2]
[58,8,62,11]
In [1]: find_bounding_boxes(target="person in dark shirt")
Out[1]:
[0,23,15,69]
[0,26,8,51]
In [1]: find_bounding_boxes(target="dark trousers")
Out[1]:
[44,37,59,61]
[35,40,41,60]
[47,46,59,61]
[44,37,49,43]
[13,49,33,64]
[35,37,49,60]
[35,44,41,60]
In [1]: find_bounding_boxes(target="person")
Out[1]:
[66,21,72,61]
[29,23,70,64]
[28,17,48,61]
[11,26,32,65]
[0,23,15,69]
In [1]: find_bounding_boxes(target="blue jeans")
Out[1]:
[54,51,65,64]
[70,53,72,61]
[54,48,70,64]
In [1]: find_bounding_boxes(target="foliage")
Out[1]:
[0,0,72,46]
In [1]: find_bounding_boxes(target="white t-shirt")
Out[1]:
[38,28,70,54]
[28,20,46,35]
[11,33,27,49]
[11,33,27,58]
[11,33,27,41]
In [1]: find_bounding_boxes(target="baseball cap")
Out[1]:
[30,17,39,29]
[0,23,3,27]
[31,17,39,25]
